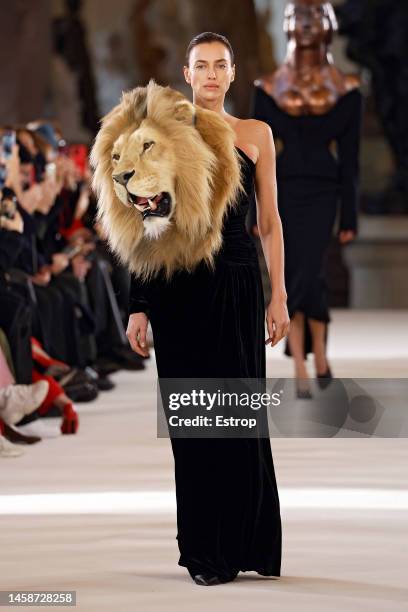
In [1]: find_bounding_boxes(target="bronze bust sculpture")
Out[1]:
[255,0,360,116]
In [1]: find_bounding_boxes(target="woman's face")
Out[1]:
[284,2,336,48]
[184,42,235,102]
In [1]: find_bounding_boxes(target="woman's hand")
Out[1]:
[126,312,150,358]
[19,183,43,214]
[69,227,94,244]
[74,183,90,219]
[50,253,70,275]
[0,209,23,233]
[338,229,356,244]
[265,295,290,347]
[31,268,51,286]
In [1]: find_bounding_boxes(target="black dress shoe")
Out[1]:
[256,568,280,577]
[193,574,221,586]
[64,381,99,403]
[296,387,313,399]
[193,571,238,586]
[94,359,121,377]
[316,366,333,389]
[95,375,115,391]
[107,347,148,368]
[84,367,115,391]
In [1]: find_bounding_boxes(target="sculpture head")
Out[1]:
[284,0,338,48]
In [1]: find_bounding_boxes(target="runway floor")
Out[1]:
[1,309,407,611]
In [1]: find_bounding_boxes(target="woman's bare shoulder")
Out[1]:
[238,118,272,139]
[231,118,273,164]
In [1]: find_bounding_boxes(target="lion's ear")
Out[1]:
[174,100,196,126]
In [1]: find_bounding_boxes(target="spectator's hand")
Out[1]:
[74,183,90,219]
[0,209,23,233]
[4,143,20,192]
[55,155,68,191]
[19,183,43,214]
[50,253,70,275]
[57,156,80,191]
[69,227,93,244]
[126,312,150,358]
[31,268,51,286]
[339,230,356,244]
[79,240,95,256]
[71,254,91,281]
[83,161,92,183]
[34,176,60,215]
[44,173,60,200]
[69,231,96,256]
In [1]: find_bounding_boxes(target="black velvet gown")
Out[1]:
[129,147,282,579]
[251,86,362,357]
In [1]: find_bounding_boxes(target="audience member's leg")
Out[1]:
[0,290,33,384]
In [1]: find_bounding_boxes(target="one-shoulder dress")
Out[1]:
[129,147,282,579]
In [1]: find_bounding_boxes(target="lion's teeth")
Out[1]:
[147,199,153,207]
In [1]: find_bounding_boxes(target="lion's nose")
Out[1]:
[113,170,135,186]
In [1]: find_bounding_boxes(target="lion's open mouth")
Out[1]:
[127,191,172,220]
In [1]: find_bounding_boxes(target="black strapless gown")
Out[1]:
[129,147,282,579]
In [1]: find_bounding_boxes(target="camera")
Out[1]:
[0,129,16,191]
[2,130,16,159]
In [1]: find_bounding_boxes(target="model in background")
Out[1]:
[252,0,362,394]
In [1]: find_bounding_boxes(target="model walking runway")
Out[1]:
[91,30,289,586]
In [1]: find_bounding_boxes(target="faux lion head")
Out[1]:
[90,80,243,281]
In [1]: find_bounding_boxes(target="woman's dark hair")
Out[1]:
[185,32,234,66]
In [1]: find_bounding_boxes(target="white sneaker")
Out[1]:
[0,380,49,426]
[0,435,25,457]
[13,419,60,439]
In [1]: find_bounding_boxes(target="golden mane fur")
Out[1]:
[90,80,243,281]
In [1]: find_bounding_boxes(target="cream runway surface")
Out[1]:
[1,310,407,611]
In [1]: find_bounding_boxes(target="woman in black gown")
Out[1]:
[127,32,289,586]
[252,85,362,386]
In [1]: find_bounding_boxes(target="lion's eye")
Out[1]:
[143,141,154,151]
[112,153,120,161]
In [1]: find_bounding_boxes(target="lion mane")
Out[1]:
[90,79,243,281]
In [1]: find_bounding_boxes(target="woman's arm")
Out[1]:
[129,273,151,317]
[253,121,290,347]
[126,274,150,357]
[336,90,363,244]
